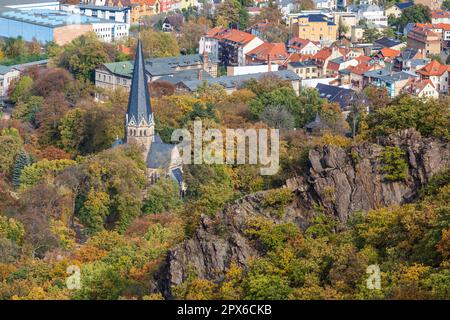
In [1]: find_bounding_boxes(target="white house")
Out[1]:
[349,4,388,27]
[0,66,20,98]
[61,4,131,25]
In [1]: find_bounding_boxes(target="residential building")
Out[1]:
[407,26,442,56]
[333,12,358,39]
[384,2,414,19]
[245,43,288,66]
[96,0,161,23]
[431,11,450,24]
[315,83,358,110]
[200,28,264,66]
[373,37,405,51]
[392,48,426,71]
[367,70,417,97]
[414,0,443,11]
[349,4,388,27]
[326,56,359,75]
[402,78,440,98]
[287,38,321,55]
[0,66,20,98]
[312,46,347,77]
[0,10,129,45]
[315,0,337,10]
[347,61,382,89]
[95,53,218,92]
[199,26,223,61]
[176,70,302,95]
[287,60,319,79]
[161,14,183,32]
[227,64,279,76]
[416,60,449,93]
[291,14,337,44]
[61,4,132,24]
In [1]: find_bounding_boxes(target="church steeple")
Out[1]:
[126,39,155,160]
[126,40,153,127]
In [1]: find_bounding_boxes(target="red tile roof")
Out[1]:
[355,55,372,63]
[347,63,374,75]
[288,37,314,51]
[378,47,401,59]
[282,52,314,66]
[246,42,288,61]
[417,60,449,76]
[432,11,450,19]
[215,29,257,44]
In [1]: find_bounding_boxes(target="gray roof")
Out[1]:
[315,83,357,109]
[363,69,391,78]
[306,113,328,130]
[179,70,301,92]
[368,70,416,84]
[146,139,176,169]
[127,40,153,126]
[79,4,130,12]
[158,69,213,84]
[288,60,317,68]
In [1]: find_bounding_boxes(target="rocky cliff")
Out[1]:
[154,129,450,298]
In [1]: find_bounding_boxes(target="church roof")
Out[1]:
[146,139,177,169]
[127,40,153,125]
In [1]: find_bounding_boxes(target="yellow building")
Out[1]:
[106,0,161,24]
[291,14,337,44]
[179,0,198,10]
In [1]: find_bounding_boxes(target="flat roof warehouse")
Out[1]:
[0,10,119,28]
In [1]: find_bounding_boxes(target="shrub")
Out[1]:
[380,146,408,182]
[262,188,294,218]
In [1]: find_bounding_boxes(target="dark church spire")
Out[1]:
[126,40,153,126]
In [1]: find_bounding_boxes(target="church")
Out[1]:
[114,40,183,188]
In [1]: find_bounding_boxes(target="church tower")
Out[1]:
[126,40,154,160]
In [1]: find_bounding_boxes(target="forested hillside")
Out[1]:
[0,33,449,300]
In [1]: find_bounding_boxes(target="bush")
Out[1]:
[380,146,408,182]
[262,188,294,218]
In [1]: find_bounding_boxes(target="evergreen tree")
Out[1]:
[12,150,31,187]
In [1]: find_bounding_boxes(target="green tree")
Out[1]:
[12,151,31,187]
[10,76,33,103]
[56,32,112,81]
[443,0,450,10]
[139,29,180,58]
[0,129,23,177]
[12,95,44,126]
[363,28,381,43]
[19,159,76,189]
[79,189,111,234]
[380,146,408,182]
[143,177,182,214]
[58,108,86,154]
[395,4,432,30]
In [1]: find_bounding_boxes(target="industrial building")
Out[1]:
[0,9,129,45]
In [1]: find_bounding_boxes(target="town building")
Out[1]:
[407,26,442,56]
[176,70,301,95]
[0,66,20,98]
[333,11,358,39]
[0,9,129,45]
[416,60,450,93]
[348,4,388,27]
[245,42,288,66]
[60,3,132,24]
[161,14,183,32]
[315,83,358,110]
[402,78,440,98]
[366,70,417,97]
[290,14,338,44]
[287,38,321,55]
[384,2,414,19]
[0,0,59,11]
[286,60,319,79]
[83,0,161,23]
[431,11,450,24]
[373,37,405,51]
[200,28,264,66]
[95,53,218,92]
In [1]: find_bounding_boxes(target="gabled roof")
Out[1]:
[417,60,449,76]
[378,47,401,59]
[347,62,374,75]
[402,78,436,96]
[395,2,414,10]
[127,40,153,126]
[213,29,257,45]
[315,83,356,109]
[288,37,316,51]
[246,42,288,61]
[431,11,450,19]
[374,37,402,48]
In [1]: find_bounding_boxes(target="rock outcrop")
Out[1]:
[154,130,450,298]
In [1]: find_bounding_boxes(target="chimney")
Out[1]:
[203,51,209,71]
[198,68,203,80]
[267,54,272,72]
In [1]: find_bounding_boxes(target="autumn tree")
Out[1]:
[138,29,180,58]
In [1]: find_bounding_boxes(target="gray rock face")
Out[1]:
[154,130,450,297]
